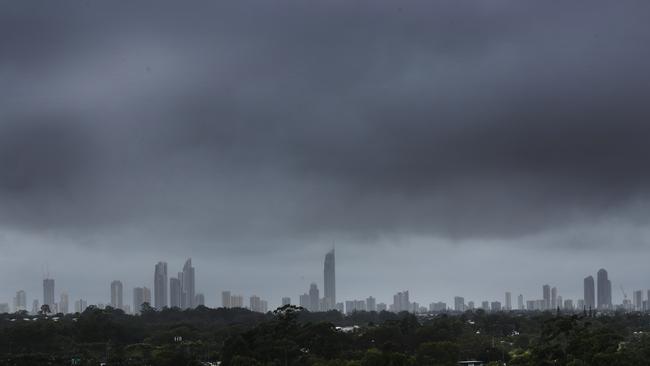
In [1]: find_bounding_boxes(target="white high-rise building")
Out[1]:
[154,261,168,310]
[180,258,196,309]
[111,280,123,309]
[505,292,512,310]
[222,291,232,308]
[14,290,27,312]
[59,292,69,314]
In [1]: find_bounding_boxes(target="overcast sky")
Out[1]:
[2,1,650,309]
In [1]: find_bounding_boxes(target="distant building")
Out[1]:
[634,290,643,311]
[467,301,475,310]
[195,293,205,307]
[376,302,387,311]
[154,261,168,310]
[133,287,151,314]
[430,302,447,312]
[335,302,344,312]
[454,296,465,312]
[180,258,196,309]
[482,301,489,311]
[309,283,320,312]
[491,301,502,312]
[110,280,123,309]
[0,303,9,313]
[551,287,557,309]
[584,276,595,310]
[43,278,55,309]
[169,277,181,308]
[323,249,336,310]
[597,269,612,310]
[542,285,550,310]
[31,300,39,315]
[75,299,87,313]
[505,292,512,311]
[14,290,26,312]
[564,299,574,311]
[366,296,376,312]
[59,292,69,314]
[282,297,291,306]
[222,291,232,308]
[299,293,310,309]
[393,291,410,312]
[250,295,267,313]
[230,295,244,308]
[517,294,524,310]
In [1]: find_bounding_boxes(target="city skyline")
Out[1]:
[3,248,647,316]
[2,1,650,318]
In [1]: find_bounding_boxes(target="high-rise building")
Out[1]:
[299,293,310,309]
[551,287,558,309]
[14,290,26,312]
[250,295,267,313]
[75,299,87,313]
[634,290,643,311]
[195,293,205,307]
[222,291,232,308]
[393,291,410,313]
[491,301,502,312]
[230,295,244,308]
[454,296,465,312]
[31,299,39,315]
[110,280,123,309]
[170,277,181,308]
[584,276,595,310]
[366,296,376,312]
[179,258,196,309]
[482,301,489,311]
[43,278,55,309]
[323,249,336,311]
[133,287,150,314]
[154,261,168,310]
[597,269,612,310]
[518,294,524,310]
[282,297,291,306]
[59,292,69,314]
[309,283,320,312]
[564,299,574,311]
[505,292,512,310]
[557,296,563,310]
[542,285,550,310]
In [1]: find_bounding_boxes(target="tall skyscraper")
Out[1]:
[154,261,168,310]
[584,276,595,309]
[309,283,320,312]
[31,300,39,315]
[169,277,181,308]
[299,293,310,308]
[633,290,643,311]
[542,284,550,310]
[323,249,336,310]
[517,294,524,310]
[59,292,69,314]
[505,292,512,310]
[551,287,557,309]
[222,291,232,308]
[43,278,55,309]
[180,258,196,309]
[110,280,123,309]
[454,296,465,312]
[14,290,26,312]
[597,268,612,310]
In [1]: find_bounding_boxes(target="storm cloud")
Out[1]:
[1,1,650,306]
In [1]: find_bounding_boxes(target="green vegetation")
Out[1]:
[2,305,650,365]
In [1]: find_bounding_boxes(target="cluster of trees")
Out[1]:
[2,304,650,365]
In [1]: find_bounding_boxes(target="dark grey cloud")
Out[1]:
[1,0,650,248]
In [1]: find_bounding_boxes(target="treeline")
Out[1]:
[2,305,650,365]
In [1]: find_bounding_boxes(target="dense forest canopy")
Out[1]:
[2,305,650,365]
